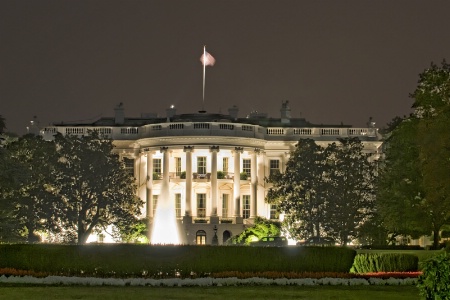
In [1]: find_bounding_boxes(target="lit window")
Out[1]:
[196,230,206,245]
[197,194,206,218]
[243,195,250,219]
[175,193,181,218]
[223,157,229,174]
[270,204,278,220]
[153,159,161,176]
[270,159,280,175]
[242,159,251,177]
[123,157,134,177]
[175,157,181,176]
[222,194,229,218]
[197,156,206,174]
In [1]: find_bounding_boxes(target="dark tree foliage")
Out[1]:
[376,117,429,240]
[0,115,5,134]
[54,131,143,244]
[266,139,328,240]
[378,61,450,248]
[413,61,450,248]
[266,138,377,245]
[0,134,59,242]
[324,138,378,246]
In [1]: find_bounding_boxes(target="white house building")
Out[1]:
[41,101,382,245]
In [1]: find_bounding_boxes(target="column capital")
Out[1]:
[184,145,194,152]
[210,145,220,152]
[160,146,169,153]
[254,148,262,155]
[234,147,244,153]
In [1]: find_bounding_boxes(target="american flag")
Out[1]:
[200,51,216,66]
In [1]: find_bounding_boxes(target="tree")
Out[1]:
[377,61,450,248]
[266,139,328,241]
[376,117,429,241]
[228,217,281,245]
[54,131,143,244]
[0,134,59,242]
[0,115,5,134]
[266,138,378,245]
[324,138,378,246]
[413,61,450,248]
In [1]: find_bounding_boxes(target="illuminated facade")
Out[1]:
[42,102,382,245]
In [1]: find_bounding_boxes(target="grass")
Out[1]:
[0,284,421,300]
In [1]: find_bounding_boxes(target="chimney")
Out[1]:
[114,103,125,125]
[280,100,291,124]
[166,105,177,120]
[228,105,239,120]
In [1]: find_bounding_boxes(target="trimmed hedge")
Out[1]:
[351,253,418,273]
[0,244,356,278]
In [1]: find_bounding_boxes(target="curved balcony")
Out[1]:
[42,122,380,142]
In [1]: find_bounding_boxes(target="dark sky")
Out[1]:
[1,0,450,135]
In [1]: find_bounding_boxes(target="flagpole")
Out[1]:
[202,46,206,111]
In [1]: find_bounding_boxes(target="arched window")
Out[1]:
[196,230,206,245]
[223,230,231,244]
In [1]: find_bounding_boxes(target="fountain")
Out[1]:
[150,152,181,244]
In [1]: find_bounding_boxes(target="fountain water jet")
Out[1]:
[151,149,180,244]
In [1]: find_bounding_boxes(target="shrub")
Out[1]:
[0,244,356,277]
[351,253,418,273]
[216,171,225,179]
[180,171,186,179]
[417,252,450,300]
[240,172,248,180]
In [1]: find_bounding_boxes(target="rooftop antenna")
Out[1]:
[199,45,215,113]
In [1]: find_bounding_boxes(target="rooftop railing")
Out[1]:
[42,122,379,141]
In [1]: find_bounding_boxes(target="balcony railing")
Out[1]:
[42,122,379,141]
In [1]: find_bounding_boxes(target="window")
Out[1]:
[270,204,278,220]
[242,195,250,219]
[153,159,162,176]
[242,159,251,177]
[123,158,134,177]
[175,157,181,176]
[197,193,206,218]
[152,195,159,217]
[223,157,229,174]
[197,156,206,174]
[222,194,229,218]
[175,193,181,218]
[270,159,280,175]
[196,230,206,245]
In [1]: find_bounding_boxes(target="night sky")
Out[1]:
[1,0,450,135]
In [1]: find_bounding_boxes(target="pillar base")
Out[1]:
[233,216,243,224]
[183,216,193,224]
[209,216,220,224]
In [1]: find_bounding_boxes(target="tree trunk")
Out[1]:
[433,223,441,249]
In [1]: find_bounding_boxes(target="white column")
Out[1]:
[161,147,170,198]
[210,146,219,219]
[133,148,140,185]
[184,146,194,217]
[145,150,154,242]
[250,148,259,219]
[233,147,243,222]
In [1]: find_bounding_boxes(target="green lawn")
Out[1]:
[0,285,421,300]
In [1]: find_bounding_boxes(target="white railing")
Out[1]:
[42,123,378,141]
